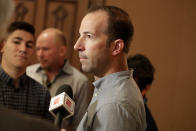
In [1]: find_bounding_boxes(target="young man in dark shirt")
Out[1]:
[0,21,52,120]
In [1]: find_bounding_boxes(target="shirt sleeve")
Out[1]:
[92,103,138,131]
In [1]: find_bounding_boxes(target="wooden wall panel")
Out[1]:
[14,0,78,62]
[14,0,37,25]
[44,0,78,59]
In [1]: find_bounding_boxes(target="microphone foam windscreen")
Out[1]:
[55,85,73,98]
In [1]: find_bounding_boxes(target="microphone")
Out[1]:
[49,85,75,127]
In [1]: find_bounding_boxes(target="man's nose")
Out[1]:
[74,37,84,51]
[19,43,27,52]
[36,49,43,57]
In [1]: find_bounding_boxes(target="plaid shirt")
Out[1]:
[0,66,52,120]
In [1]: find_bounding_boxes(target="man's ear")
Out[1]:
[0,40,6,53]
[111,39,124,55]
[59,46,67,57]
[141,84,151,96]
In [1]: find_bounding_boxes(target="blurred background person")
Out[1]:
[0,21,52,120]
[0,0,59,131]
[127,54,158,131]
[27,28,89,131]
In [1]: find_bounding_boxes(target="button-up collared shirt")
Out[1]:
[27,61,89,131]
[0,66,52,120]
[77,70,146,131]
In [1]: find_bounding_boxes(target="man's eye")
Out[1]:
[87,34,91,38]
[86,34,93,39]
[43,48,49,51]
[36,48,40,51]
[26,43,33,48]
[13,41,20,44]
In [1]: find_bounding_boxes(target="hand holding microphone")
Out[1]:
[49,85,75,127]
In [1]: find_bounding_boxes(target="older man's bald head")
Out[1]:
[38,28,67,46]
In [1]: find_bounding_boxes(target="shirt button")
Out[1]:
[94,93,97,97]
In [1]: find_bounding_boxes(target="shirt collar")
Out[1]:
[93,70,132,91]
[0,66,28,89]
[0,66,12,85]
[143,95,148,104]
[61,60,73,75]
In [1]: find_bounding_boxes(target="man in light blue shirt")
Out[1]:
[74,5,146,131]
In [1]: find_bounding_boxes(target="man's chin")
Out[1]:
[14,64,26,70]
[81,66,92,73]
[40,64,50,70]
[40,64,46,68]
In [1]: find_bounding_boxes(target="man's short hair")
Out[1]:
[127,54,155,91]
[87,5,134,53]
[7,21,35,36]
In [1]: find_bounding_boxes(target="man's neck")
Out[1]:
[1,64,25,80]
[44,62,64,82]
[45,70,59,82]
[94,55,128,80]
